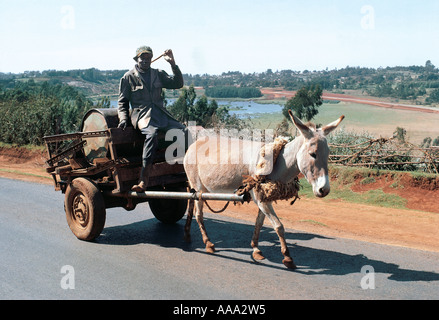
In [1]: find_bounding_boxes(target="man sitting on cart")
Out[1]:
[117,46,186,192]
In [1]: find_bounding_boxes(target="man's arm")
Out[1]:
[159,65,184,89]
[117,76,131,128]
[160,49,184,89]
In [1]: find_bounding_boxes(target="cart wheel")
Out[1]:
[148,186,188,224]
[65,177,106,241]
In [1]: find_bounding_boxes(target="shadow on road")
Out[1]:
[96,215,439,282]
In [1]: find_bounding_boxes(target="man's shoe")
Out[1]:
[131,181,147,192]
[131,164,152,192]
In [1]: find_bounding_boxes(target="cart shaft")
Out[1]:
[106,190,245,202]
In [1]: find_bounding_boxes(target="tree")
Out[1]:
[422,136,439,148]
[393,127,407,143]
[274,118,291,137]
[167,85,246,128]
[167,85,197,124]
[190,95,218,126]
[167,85,219,126]
[95,96,111,108]
[426,88,439,104]
[425,60,435,72]
[421,137,432,148]
[282,84,323,122]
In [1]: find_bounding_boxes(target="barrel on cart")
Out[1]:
[43,108,189,241]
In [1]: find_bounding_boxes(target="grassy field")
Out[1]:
[250,101,439,144]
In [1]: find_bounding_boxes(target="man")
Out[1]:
[117,46,186,192]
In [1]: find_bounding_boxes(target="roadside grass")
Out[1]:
[0,141,46,152]
[298,219,329,227]
[296,165,427,210]
[299,165,439,209]
[0,168,51,180]
[298,176,408,209]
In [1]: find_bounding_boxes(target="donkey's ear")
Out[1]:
[322,115,345,136]
[288,110,313,139]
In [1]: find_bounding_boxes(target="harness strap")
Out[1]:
[204,200,230,214]
[195,190,231,214]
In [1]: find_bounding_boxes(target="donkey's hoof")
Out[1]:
[205,241,215,253]
[252,250,265,261]
[283,257,297,270]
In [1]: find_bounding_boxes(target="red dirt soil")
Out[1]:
[1,145,438,253]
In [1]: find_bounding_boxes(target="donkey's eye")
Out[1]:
[310,152,317,159]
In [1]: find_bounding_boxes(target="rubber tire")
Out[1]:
[148,186,188,224]
[65,177,106,241]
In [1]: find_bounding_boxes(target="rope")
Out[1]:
[204,200,230,214]
[195,190,231,214]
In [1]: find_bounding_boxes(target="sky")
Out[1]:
[1,0,439,75]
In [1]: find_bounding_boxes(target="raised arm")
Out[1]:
[159,49,184,89]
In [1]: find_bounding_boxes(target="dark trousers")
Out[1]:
[140,119,187,167]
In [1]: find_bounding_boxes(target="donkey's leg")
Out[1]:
[194,200,215,253]
[251,209,266,261]
[258,201,296,269]
[183,199,195,243]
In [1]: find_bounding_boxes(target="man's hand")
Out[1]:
[118,119,127,130]
[164,49,176,67]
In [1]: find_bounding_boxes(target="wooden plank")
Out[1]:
[150,162,185,177]
[109,127,143,145]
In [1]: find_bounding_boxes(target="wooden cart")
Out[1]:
[44,108,243,241]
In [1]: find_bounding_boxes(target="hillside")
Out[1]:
[0,69,123,100]
[2,60,439,106]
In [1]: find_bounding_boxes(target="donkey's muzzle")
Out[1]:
[313,175,330,198]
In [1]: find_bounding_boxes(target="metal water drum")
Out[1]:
[80,108,119,163]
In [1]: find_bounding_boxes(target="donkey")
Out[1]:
[183,110,344,269]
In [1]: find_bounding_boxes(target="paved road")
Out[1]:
[1,177,438,300]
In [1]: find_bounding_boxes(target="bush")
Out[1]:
[326,128,435,172]
[0,81,94,145]
[426,88,439,104]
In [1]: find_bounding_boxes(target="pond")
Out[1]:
[110,99,283,117]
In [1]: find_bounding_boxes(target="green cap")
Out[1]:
[133,46,153,60]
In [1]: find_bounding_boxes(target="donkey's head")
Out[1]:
[288,110,344,198]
